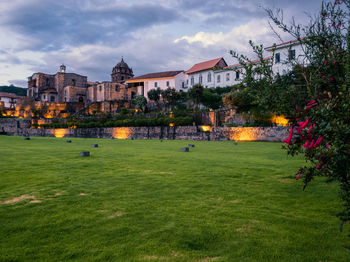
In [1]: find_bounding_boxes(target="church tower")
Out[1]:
[111,58,134,83]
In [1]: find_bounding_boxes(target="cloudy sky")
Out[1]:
[0,0,322,87]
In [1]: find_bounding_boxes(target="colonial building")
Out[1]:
[87,81,136,102]
[0,92,24,109]
[27,64,88,103]
[265,39,305,75]
[111,58,134,83]
[186,57,228,89]
[126,71,186,100]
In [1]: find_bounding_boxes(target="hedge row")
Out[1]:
[39,117,194,129]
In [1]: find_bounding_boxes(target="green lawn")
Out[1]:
[0,136,349,262]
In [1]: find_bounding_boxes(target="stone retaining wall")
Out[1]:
[0,118,288,141]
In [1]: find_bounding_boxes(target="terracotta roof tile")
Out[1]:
[186,57,225,74]
[128,70,184,81]
[265,38,305,51]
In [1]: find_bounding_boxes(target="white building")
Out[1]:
[265,39,305,75]
[0,92,23,109]
[186,57,228,89]
[126,71,187,100]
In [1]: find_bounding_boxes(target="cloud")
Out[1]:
[0,0,183,51]
[0,0,324,87]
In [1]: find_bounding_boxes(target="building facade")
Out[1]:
[126,71,186,100]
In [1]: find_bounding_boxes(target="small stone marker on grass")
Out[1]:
[188,144,195,147]
[66,140,72,143]
[80,152,90,157]
[181,147,189,152]
[92,144,98,148]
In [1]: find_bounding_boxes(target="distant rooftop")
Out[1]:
[186,57,226,74]
[128,71,184,81]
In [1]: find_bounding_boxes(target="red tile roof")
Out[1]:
[226,57,271,68]
[265,38,305,51]
[0,92,24,99]
[186,57,225,74]
[128,70,184,81]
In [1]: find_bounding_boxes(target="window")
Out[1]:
[182,82,185,88]
[46,78,49,86]
[99,86,102,91]
[226,73,230,82]
[288,49,296,60]
[154,82,158,87]
[191,76,194,85]
[235,71,240,80]
[50,96,55,102]
[207,73,211,82]
[166,81,170,87]
[199,74,203,84]
[64,97,67,102]
[72,79,76,86]
[275,53,280,63]
[115,86,120,92]
[217,75,221,83]
[43,94,46,100]
[64,90,67,95]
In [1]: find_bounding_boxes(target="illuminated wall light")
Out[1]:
[112,127,132,139]
[52,129,68,138]
[169,123,175,127]
[227,127,257,142]
[200,125,212,132]
[271,115,289,127]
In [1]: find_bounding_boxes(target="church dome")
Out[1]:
[111,58,134,83]
[115,58,130,69]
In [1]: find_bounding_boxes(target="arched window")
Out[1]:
[207,73,211,82]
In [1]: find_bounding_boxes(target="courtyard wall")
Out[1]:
[0,118,288,141]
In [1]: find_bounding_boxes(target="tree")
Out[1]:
[132,95,147,111]
[200,88,222,110]
[147,88,161,105]
[231,0,350,230]
[188,84,204,111]
[161,88,179,111]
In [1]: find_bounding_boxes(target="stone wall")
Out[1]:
[0,119,288,141]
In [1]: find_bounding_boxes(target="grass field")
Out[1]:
[0,136,349,261]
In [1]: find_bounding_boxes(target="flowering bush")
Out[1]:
[232,0,350,229]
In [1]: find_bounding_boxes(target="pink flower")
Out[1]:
[307,139,315,149]
[307,100,316,106]
[296,172,301,180]
[303,140,310,148]
[283,127,294,145]
[316,163,323,169]
[326,142,330,150]
[330,77,334,81]
[314,136,323,148]
[324,60,327,65]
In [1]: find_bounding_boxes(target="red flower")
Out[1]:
[326,142,330,150]
[303,140,310,148]
[296,172,301,180]
[314,136,323,148]
[307,139,315,149]
[316,163,323,169]
[283,127,294,145]
[330,76,334,81]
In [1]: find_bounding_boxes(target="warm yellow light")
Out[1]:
[169,123,175,127]
[271,115,289,127]
[201,125,212,132]
[52,129,68,138]
[227,127,257,141]
[112,127,132,139]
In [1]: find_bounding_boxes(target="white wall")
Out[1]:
[269,43,305,75]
